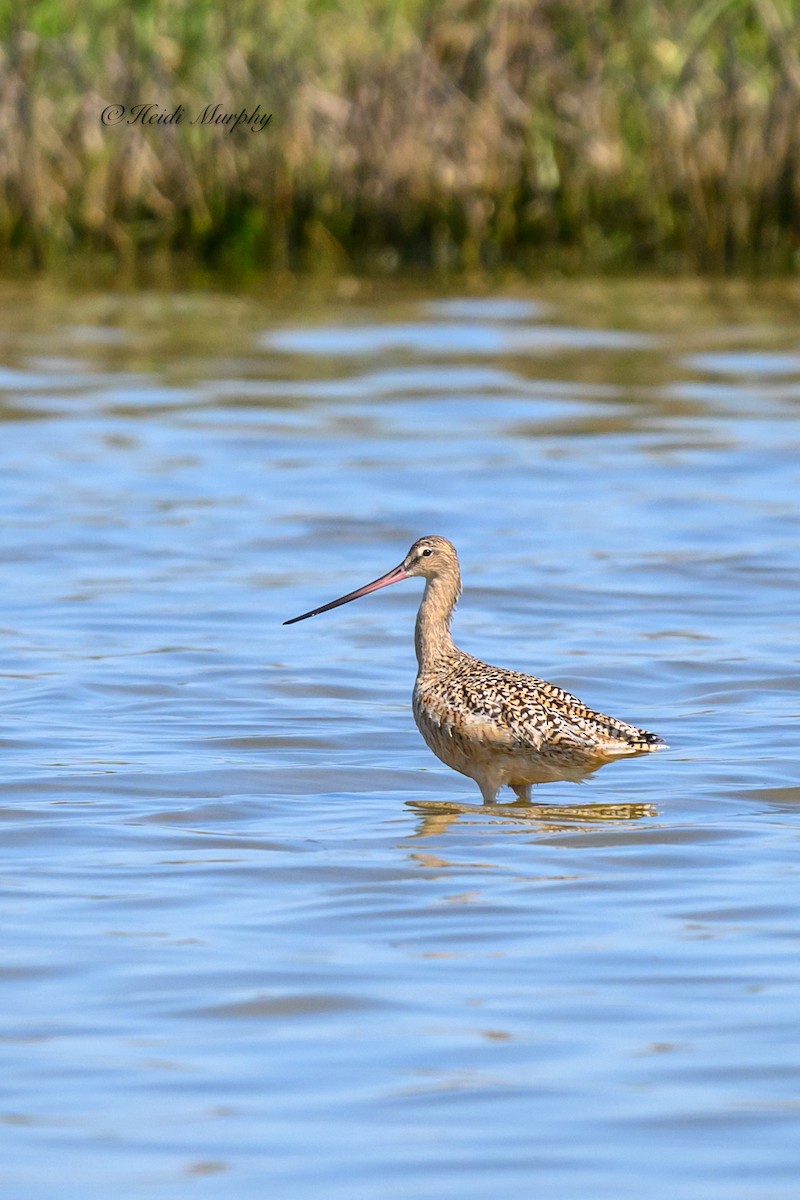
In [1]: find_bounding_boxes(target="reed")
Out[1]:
[2,0,799,275]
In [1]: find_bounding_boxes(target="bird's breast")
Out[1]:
[413,673,520,766]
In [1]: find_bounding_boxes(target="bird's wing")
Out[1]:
[455,665,659,753]
[535,678,664,754]
[421,664,549,751]
[419,659,663,756]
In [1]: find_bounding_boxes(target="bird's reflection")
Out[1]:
[406,796,657,837]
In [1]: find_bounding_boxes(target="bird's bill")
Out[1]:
[283,562,409,625]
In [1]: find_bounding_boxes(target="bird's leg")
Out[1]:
[511,783,532,803]
[476,775,501,805]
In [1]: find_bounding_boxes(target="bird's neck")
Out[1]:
[415,574,460,670]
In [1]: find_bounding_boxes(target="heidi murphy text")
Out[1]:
[101,103,272,133]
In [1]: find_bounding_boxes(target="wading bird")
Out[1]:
[284,536,666,803]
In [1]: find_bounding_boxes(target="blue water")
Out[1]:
[1,280,799,1198]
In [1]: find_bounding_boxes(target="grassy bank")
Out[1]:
[3,0,800,276]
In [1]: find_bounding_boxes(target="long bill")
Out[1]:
[283,562,409,625]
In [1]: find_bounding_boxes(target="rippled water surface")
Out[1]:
[2,279,799,1198]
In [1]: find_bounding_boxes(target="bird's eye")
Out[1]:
[421,547,433,557]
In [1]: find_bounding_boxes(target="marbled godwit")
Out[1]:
[284,536,666,803]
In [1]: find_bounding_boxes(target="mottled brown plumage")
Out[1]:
[284,535,666,803]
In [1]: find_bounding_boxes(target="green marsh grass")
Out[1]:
[2,0,800,275]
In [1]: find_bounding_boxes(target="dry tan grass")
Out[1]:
[1,0,799,274]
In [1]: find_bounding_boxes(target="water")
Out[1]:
[1,278,799,1198]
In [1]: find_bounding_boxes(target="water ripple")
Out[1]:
[0,281,798,1200]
